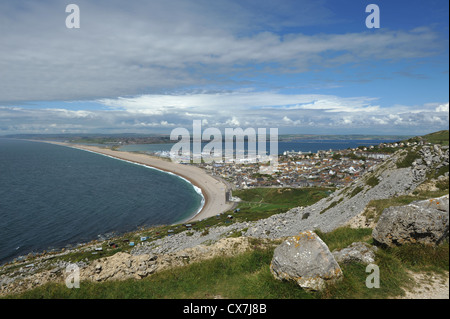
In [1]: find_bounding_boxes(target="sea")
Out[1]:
[0,138,399,265]
[0,139,203,265]
[118,139,400,156]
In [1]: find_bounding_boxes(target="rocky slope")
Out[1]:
[131,143,448,256]
[244,144,449,237]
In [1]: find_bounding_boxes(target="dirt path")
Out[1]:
[398,271,449,299]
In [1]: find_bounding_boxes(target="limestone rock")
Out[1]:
[332,242,378,265]
[270,231,343,291]
[373,195,449,247]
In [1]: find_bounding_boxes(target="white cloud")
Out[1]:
[436,102,449,113]
[226,117,241,127]
[99,91,380,115]
[43,109,96,119]
[283,116,293,123]
[1,91,447,135]
[370,117,388,125]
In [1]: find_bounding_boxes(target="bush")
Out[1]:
[350,186,364,197]
[436,178,449,191]
[366,176,380,187]
[396,149,421,168]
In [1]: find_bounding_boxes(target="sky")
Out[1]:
[0,0,448,136]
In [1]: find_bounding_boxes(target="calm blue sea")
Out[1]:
[119,139,400,155]
[0,139,203,265]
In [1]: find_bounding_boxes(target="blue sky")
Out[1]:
[0,0,448,135]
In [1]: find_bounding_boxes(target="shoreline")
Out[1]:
[63,145,206,224]
[33,140,234,223]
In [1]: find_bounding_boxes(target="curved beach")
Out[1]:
[41,142,234,223]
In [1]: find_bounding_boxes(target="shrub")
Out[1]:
[350,186,364,198]
[366,176,380,187]
[396,149,421,168]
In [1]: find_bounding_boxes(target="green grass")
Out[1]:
[315,227,373,251]
[422,130,449,146]
[366,176,380,188]
[318,249,410,299]
[404,130,449,146]
[387,243,449,273]
[319,198,343,215]
[350,186,364,198]
[315,228,448,299]
[233,187,332,207]
[8,226,448,300]
[230,187,332,222]
[10,246,313,300]
[427,164,450,183]
[436,175,450,190]
[396,148,421,168]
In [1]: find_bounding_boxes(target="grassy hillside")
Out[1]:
[423,130,449,146]
[405,130,449,146]
[6,226,448,299]
[231,187,332,221]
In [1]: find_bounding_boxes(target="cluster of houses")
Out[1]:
[196,141,419,189]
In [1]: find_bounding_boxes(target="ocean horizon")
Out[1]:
[118,139,400,156]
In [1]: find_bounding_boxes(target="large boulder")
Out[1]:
[270,231,343,291]
[373,195,449,247]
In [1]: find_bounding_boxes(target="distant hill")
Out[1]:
[403,130,449,146]
[422,130,449,146]
[0,133,174,145]
[279,134,412,141]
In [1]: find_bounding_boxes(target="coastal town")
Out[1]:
[193,140,423,190]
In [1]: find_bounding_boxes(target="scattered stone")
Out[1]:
[95,264,102,274]
[332,242,378,265]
